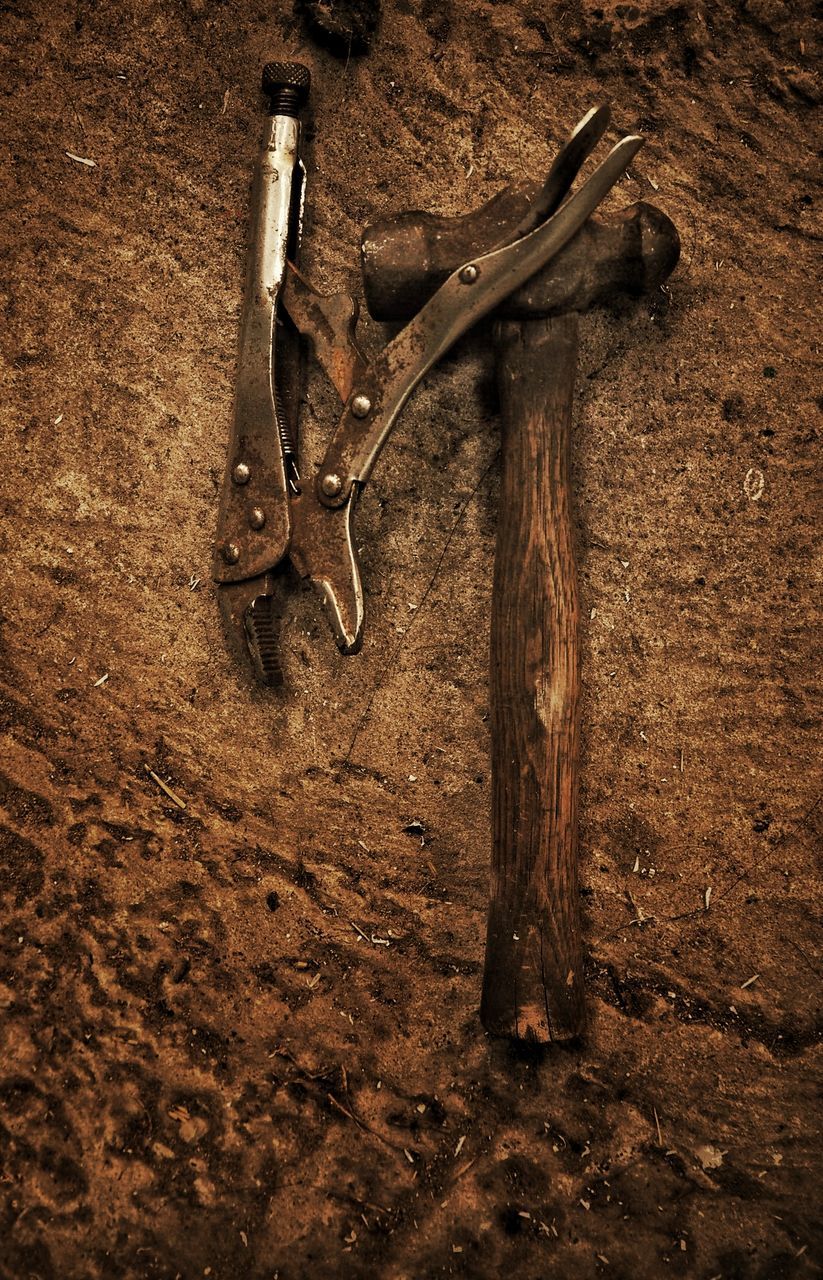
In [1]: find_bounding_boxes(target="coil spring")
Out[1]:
[275,386,295,460]
[275,385,300,491]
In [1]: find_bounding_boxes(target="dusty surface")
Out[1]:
[1,1,820,1277]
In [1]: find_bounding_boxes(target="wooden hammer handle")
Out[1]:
[480,314,585,1042]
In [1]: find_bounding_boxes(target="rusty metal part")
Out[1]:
[288,490,364,653]
[265,267,370,652]
[245,591,285,685]
[280,265,368,402]
[315,133,642,509]
[363,201,680,322]
[217,572,283,685]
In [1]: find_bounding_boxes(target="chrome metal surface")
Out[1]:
[213,112,302,585]
[505,104,613,244]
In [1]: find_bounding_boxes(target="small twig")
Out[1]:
[326,1189,392,1216]
[783,936,820,977]
[66,151,96,167]
[625,889,655,927]
[326,1093,401,1153]
[653,1107,663,1147]
[327,1093,364,1126]
[799,792,822,830]
[144,765,187,810]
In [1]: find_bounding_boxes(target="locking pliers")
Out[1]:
[213,66,642,684]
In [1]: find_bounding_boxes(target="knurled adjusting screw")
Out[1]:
[261,61,311,118]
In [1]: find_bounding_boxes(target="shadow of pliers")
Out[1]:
[213,77,641,684]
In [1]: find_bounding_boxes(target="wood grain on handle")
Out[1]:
[480,314,585,1042]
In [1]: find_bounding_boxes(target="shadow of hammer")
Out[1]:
[361,186,680,1042]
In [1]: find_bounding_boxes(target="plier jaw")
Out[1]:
[288,490,364,655]
[217,572,281,686]
[214,88,643,684]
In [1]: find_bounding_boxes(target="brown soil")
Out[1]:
[1,1,820,1277]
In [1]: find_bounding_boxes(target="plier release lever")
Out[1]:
[214,71,642,683]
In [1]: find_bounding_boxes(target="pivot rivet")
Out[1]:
[459,264,479,285]
[350,393,372,418]
[249,506,266,530]
[223,542,240,564]
[320,473,343,498]
[232,461,251,485]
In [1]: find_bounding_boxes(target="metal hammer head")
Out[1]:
[361,186,680,323]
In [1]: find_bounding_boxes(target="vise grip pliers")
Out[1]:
[213,63,642,684]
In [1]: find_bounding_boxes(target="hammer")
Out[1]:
[361,186,679,1041]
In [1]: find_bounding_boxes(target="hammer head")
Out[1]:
[361,190,680,323]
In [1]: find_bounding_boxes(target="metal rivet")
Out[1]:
[249,506,266,530]
[320,473,342,498]
[232,461,251,485]
[350,393,372,418]
[222,542,240,564]
[459,264,479,284]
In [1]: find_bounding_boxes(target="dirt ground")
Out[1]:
[1,0,820,1277]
